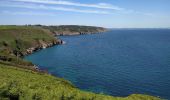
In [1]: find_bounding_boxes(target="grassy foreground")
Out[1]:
[0,64,160,100]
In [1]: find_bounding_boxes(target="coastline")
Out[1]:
[0,25,108,73]
[54,30,107,36]
[24,39,63,56]
[23,31,106,72]
[0,25,161,100]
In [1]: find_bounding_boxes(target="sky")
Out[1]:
[0,0,170,28]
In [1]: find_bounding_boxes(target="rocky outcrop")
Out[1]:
[24,39,63,55]
[54,31,107,36]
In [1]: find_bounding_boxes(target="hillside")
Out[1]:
[0,64,160,100]
[0,25,106,69]
[0,25,62,70]
[0,25,62,56]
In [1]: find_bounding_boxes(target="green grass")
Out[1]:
[0,64,161,100]
[0,25,57,55]
[0,25,59,67]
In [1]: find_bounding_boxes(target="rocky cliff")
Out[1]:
[24,39,63,55]
[36,25,108,36]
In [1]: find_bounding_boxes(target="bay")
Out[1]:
[25,29,170,99]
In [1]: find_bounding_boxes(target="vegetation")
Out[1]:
[0,64,160,100]
[0,25,59,69]
[0,25,57,55]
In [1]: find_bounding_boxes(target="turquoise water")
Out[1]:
[25,29,170,99]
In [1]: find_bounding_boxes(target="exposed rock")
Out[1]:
[54,31,105,36]
[24,39,63,56]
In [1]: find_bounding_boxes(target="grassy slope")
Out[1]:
[0,25,58,68]
[0,64,160,100]
[0,25,56,54]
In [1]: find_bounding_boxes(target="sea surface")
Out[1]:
[25,29,170,99]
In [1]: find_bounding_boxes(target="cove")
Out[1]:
[25,29,170,99]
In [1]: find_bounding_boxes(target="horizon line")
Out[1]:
[0,24,169,29]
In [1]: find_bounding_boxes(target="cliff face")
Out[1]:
[24,39,62,55]
[54,30,106,36]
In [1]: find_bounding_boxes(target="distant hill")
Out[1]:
[35,25,107,35]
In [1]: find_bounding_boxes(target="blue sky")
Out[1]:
[0,0,170,28]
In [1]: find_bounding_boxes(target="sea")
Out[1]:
[25,29,170,99]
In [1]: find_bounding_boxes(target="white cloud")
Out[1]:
[13,0,123,10]
[0,3,110,14]
[0,0,153,16]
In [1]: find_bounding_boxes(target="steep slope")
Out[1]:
[0,25,62,56]
[0,25,62,70]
